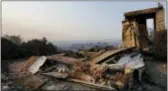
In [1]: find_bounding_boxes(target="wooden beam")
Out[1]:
[66,78,116,91]
[91,47,135,64]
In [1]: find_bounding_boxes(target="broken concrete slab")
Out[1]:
[28,56,47,74]
[20,56,39,73]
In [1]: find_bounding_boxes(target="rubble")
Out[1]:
[41,77,97,91]
[6,49,145,91]
[14,75,45,90]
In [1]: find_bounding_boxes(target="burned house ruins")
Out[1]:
[122,5,166,58]
[2,5,167,91]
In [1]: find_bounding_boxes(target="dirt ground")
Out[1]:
[128,57,167,91]
[143,57,167,90]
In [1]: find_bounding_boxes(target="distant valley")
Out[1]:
[52,40,122,51]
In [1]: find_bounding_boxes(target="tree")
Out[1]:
[1,35,58,60]
[20,38,57,56]
[1,37,21,60]
[4,35,22,45]
[41,37,47,44]
[1,35,58,72]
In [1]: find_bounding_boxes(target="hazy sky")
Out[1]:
[2,1,167,42]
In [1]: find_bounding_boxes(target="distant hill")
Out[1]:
[52,40,121,52]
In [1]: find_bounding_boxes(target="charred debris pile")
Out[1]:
[5,47,145,91]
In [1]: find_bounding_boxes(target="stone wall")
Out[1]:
[155,7,165,32]
[122,20,136,48]
[154,7,166,58]
[122,6,166,57]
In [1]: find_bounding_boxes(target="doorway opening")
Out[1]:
[146,18,154,41]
